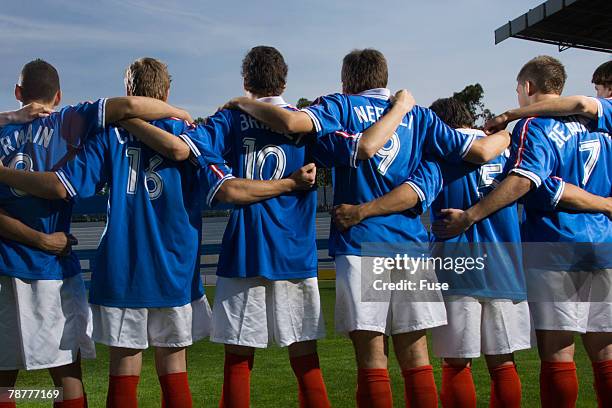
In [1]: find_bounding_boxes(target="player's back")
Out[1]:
[57,118,204,307]
[430,129,524,300]
[304,90,473,256]
[431,129,520,244]
[203,98,318,280]
[0,100,105,280]
[518,115,612,244]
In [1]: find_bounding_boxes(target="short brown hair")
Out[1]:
[241,46,288,97]
[125,57,171,100]
[592,61,612,86]
[429,97,474,129]
[517,55,566,95]
[19,59,60,103]
[341,49,388,94]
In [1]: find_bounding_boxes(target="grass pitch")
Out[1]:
[15,281,597,407]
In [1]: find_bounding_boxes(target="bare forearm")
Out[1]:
[236,98,313,134]
[119,118,190,161]
[464,130,510,164]
[359,184,420,219]
[465,174,532,223]
[0,168,67,200]
[504,96,598,121]
[0,209,44,248]
[105,97,190,124]
[558,183,612,214]
[216,178,296,205]
[357,106,408,160]
[0,111,20,127]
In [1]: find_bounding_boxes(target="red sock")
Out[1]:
[593,360,612,408]
[290,353,330,408]
[219,352,253,408]
[540,361,578,408]
[489,364,521,408]
[356,368,392,408]
[54,396,87,408]
[440,365,476,408]
[160,372,192,408]
[403,365,438,408]
[107,375,139,408]
[0,403,16,408]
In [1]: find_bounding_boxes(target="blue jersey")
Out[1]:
[302,88,475,256]
[510,116,612,252]
[55,118,211,307]
[430,129,525,299]
[186,96,318,280]
[519,97,612,210]
[0,99,106,280]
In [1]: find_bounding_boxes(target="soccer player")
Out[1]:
[435,56,612,408]
[0,59,189,408]
[222,48,512,407]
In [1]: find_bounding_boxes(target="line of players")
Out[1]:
[0,48,608,408]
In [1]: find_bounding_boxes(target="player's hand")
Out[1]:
[484,113,510,134]
[289,163,317,190]
[173,108,193,124]
[331,204,363,232]
[390,90,416,113]
[431,208,474,238]
[11,103,52,124]
[40,232,78,256]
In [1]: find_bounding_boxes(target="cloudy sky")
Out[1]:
[0,0,609,118]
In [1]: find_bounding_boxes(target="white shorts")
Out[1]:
[91,296,212,349]
[335,255,447,336]
[528,269,612,333]
[431,296,533,358]
[211,276,326,348]
[0,274,95,371]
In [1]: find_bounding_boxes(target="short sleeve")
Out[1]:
[310,130,362,168]
[59,99,107,146]
[521,176,565,211]
[506,118,555,188]
[180,111,232,168]
[420,108,476,163]
[404,157,443,215]
[301,94,346,138]
[199,162,235,207]
[594,97,612,133]
[55,131,109,200]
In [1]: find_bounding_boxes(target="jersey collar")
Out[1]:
[257,96,289,107]
[356,88,391,100]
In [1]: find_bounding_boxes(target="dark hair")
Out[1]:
[241,46,288,97]
[517,55,566,95]
[429,97,474,129]
[19,59,60,103]
[125,57,171,100]
[592,61,612,86]
[341,49,388,94]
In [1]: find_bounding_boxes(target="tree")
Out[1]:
[452,83,494,127]
[296,97,313,109]
[193,117,206,125]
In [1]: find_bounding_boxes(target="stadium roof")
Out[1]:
[494,0,612,53]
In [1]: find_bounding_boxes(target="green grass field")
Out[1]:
[15,281,597,407]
